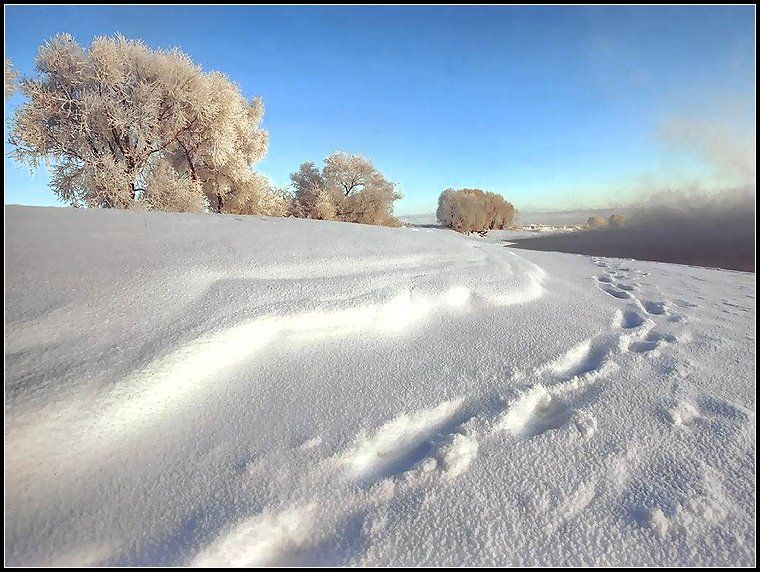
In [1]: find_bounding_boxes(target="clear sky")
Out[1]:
[3,5,755,214]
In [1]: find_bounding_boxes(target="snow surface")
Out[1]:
[4,205,756,566]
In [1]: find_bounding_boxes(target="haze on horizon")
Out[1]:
[3,5,756,215]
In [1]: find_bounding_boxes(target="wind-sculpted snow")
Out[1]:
[190,504,318,567]
[6,228,545,461]
[4,206,756,566]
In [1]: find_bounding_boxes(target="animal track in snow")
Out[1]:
[695,396,751,423]
[635,467,734,539]
[598,284,633,300]
[553,480,597,527]
[339,398,468,484]
[666,314,691,324]
[592,261,696,364]
[595,270,637,292]
[543,338,616,383]
[542,339,592,374]
[605,446,638,492]
[199,405,485,567]
[496,385,572,438]
[640,300,670,316]
[627,331,676,354]
[496,384,598,440]
[661,395,750,432]
[191,503,317,567]
[613,309,649,330]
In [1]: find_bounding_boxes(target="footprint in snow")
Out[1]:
[599,284,633,300]
[541,338,616,384]
[627,331,676,354]
[338,398,475,485]
[695,396,751,423]
[615,310,648,330]
[496,385,599,440]
[640,300,669,315]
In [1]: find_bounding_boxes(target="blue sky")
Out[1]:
[3,5,755,214]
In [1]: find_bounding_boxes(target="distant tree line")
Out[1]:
[6,34,522,232]
[4,34,403,227]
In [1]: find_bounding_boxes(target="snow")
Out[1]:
[4,205,756,566]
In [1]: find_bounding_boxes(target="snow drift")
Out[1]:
[4,205,756,566]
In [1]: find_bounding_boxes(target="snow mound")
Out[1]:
[4,206,755,566]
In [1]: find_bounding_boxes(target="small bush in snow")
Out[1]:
[436,188,516,234]
[587,216,608,229]
[608,214,625,227]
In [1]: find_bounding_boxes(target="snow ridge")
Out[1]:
[4,208,754,566]
[193,255,742,567]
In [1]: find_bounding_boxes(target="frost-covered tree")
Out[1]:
[141,162,207,213]
[323,152,384,199]
[290,152,402,226]
[436,189,457,228]
[290,162,326,218]
[436,188,516,234]
[310,187,338,220]
[8,34,268,212]
[260,186,294,218]
[223,172,292,217]
[5,58,18,101]
[165,75,269,213]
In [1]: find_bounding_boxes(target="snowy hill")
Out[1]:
[4,205,756,566]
